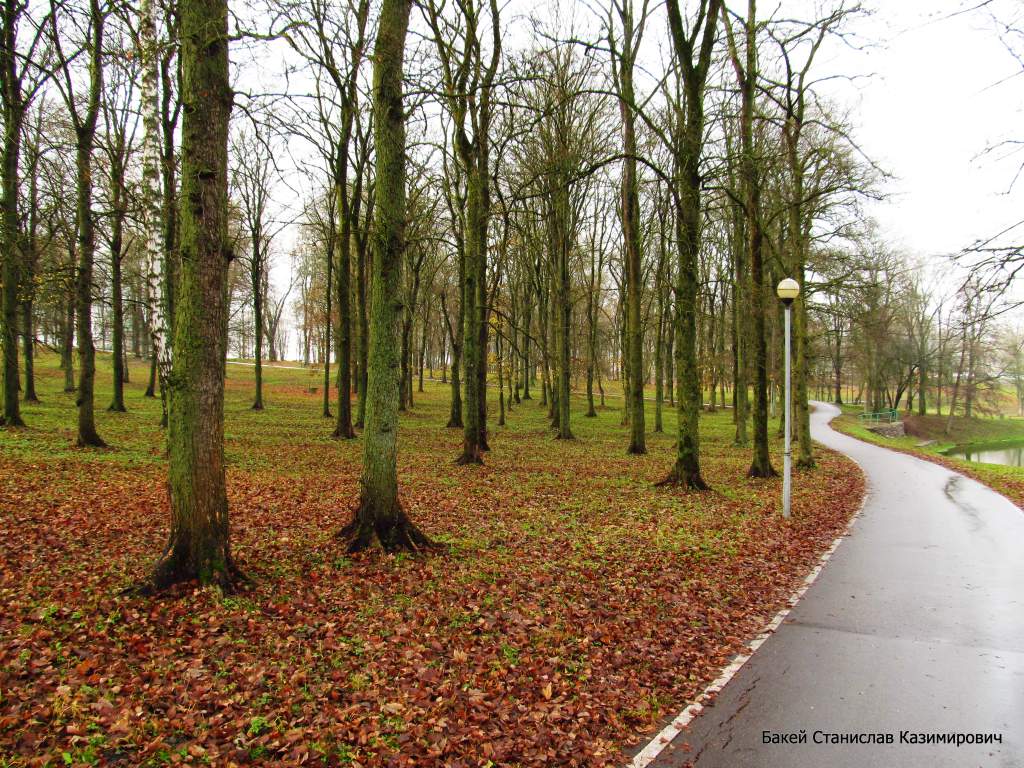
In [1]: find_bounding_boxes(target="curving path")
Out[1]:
[640,401,1024,768]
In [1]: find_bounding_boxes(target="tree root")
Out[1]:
[656,466,710,491]
[338,501,443,555]
[455,445,484,465]
[126,546,248,597]
[76,432,107,448]
[331,425,356,440]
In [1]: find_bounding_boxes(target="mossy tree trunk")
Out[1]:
[106,119,129,413]
[424,0,500,464]
[333,183,354,434]
[322,220,333,417]
[68,0,107,448]
[252,257,264,409]
[611,3,645,453]
[554,186,573,440]
[729,173,748,443]
[585,229,603,418]
[355,208,370,428]
[157,15,181,428]
[441,289,462,427]
[21,114,43,404]
[148,0,239,590]
[62,282,75,392]
[0,0,28,428]
[724,0,775,478]
[660,0,720,489]
[108,170,126,412]
[341,0,432,552]
[653,211,668,432]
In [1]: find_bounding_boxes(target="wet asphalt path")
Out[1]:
[645,402,1024,768]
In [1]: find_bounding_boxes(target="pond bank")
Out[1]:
[830,409,1024,510]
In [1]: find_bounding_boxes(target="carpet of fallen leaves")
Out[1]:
[0,355,864,767]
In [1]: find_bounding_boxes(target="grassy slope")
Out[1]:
[832,407,1024,510]
[0,353,863,767]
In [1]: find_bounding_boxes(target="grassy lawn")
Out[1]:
[1,353,862,767]
[832,407,1024,509]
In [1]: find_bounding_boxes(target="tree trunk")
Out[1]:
[617,28,645,453]
[522,300,532,400]
[148,0,238,590]
[322,229,333,417]
[59,281,75,391]
[418,311,426,393]
[727,0,774,477]
[442,290,462,428]
[108,198,126,412]
[917,357,926,416]
[356,226,369,428]
[0,5,24,427]
[21,298,36,401]
[333,180,354,437]
[252,256,264,410]
[341,0,432,552]
[75,80,106,448]
[140,0,172,422]
[585,258,598,418]
[793,292,813,467]
[660,0,720,488]
[399,308,411,410]
[458,167,485,463]
[654,298,664,431]
[497,330,505,426]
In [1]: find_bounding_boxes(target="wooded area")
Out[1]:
[2,0,1024,763]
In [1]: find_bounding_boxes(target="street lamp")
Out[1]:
[776,278,800,519]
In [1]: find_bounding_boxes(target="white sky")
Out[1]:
[819,0,1023,259]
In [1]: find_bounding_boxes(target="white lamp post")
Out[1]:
[776,278,800,518]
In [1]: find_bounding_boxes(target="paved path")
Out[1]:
[645,402,1024,768]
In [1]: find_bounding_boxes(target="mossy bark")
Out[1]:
[0,0,27,428]
[723,0,775,478]
[108,148,127,413]
[615,15,645,454]
[147,0,238,590]
[340,0,432,553]
[332,147,354,439]
[73,0,107,448]
[0,108,23,427]
[660,0,720,489]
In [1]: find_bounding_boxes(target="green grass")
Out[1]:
[832,408,1024,508]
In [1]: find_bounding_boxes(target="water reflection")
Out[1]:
[944,443,1024,467]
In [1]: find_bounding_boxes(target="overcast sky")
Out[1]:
[822,0,1023,260]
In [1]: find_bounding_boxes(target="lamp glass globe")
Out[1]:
[776,278,800,300]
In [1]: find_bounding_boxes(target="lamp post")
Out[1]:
[776,278,800,518]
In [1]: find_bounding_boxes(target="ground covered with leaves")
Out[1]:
[1,354,863,767]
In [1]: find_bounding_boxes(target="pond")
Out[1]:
[943,442,1024,467]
